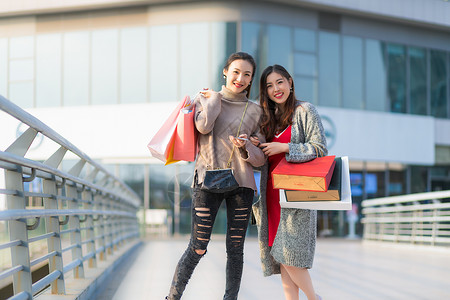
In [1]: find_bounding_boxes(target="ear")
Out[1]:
[289,77,293,88]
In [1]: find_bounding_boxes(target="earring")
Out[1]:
[223,75,226,79]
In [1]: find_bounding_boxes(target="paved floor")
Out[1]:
[101,236,450,300]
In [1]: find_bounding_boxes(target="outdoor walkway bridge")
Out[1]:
[1,95,450,300]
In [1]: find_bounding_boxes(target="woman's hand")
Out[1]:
[259,142,289,156]
[249,136,261,147]
[229,134,248,148]
[199,88,216,98]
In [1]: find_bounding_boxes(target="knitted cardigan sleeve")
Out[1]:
[286,101,328,162]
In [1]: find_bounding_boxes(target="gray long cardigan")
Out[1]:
[252,101,328,277]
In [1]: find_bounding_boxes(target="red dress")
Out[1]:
[267,125,291,247]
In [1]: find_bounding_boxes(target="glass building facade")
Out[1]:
[1,1,450,237]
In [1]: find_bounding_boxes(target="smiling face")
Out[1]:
[223,59,254,94]
[266,71,292,106]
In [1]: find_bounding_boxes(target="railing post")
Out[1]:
[43,147,67,294]
[42,178,65,294]
[82,188,97,268]
[66,159,87,279]
[4,128,37,298]
[95,192,107,261]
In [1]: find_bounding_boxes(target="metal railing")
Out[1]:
[0,95,141,299]
[361,190,450,246]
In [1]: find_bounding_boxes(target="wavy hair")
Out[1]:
[259,65,297,141]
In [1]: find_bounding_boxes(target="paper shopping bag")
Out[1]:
[285,157,342,201]
[147,97,188,164]
[279,156,352,210]
[172,101,198,162]
[272,155,336,192]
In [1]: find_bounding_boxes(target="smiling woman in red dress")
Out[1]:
[251,65,327,300]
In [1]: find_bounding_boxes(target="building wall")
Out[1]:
[1,0,450,235]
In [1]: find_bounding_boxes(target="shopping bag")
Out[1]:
[279,156,352,210]
[172,100,198,162]
[285,157,342,201]
[147,96,189,164]
[272,155,336,192]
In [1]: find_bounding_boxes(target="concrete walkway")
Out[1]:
[101,236,450,300]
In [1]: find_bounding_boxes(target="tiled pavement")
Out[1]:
[98,236,450,300]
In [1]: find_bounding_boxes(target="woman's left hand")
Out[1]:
[259,142,289,156]
[229,134,248,148]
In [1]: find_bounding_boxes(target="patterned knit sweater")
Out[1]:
[252,101,328,276]
[193,86,266,191]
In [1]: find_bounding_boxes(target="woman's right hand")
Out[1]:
[199,88,216,99]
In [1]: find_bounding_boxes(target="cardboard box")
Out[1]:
[285,157,342,201]
[280,156,352,210]
[272,155,336,192]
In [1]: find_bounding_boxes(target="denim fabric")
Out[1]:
[167,183,254,300]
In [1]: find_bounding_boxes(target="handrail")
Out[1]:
[0,95,141,299]
[361,190,450,247]
[0,95,139,206]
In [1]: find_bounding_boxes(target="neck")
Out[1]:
[221,85,248,102]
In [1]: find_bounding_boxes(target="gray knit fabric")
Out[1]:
[252,101,328,277]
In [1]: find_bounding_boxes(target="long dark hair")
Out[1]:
[223,52,256,96]
[259,65,297,141]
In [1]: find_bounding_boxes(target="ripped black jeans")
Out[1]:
[167,183,254,300]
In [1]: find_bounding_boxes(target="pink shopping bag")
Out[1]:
[172,102,198,162]
[147,95,198,164]
[147,97,187,164]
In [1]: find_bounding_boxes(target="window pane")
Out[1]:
[410,166,428,193]
[319,31,340,107]
[36,34,61,107]
[267,24,292,73]
[120,164,144,205]
[294,28,316,52]
[10,81,33,108]
[343,36,363,109]
[295,76,317,104]
[241,22,261,58]
[211,22,237,92]
[0,38,7,96]
[9,59,33,81]
[409,47,427,115]
[241,22,261,99]
[149,25,178,102]
[365,39,386,111]
[180,23,209,98]
[120,27,147,104]
[389,169,406,196]
[294,53,316,77]
[387,44,406,113]
[430,50,448,118]
[63,31,89,106]
[92,29,118,105]
[10,36,33,59]
[365,162,386,199]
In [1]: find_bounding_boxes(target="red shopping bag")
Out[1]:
[172,103,198,161]
[147,95,197,165]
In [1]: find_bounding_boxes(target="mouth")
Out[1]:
[234,82,244,88]
[274,92,283,99]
